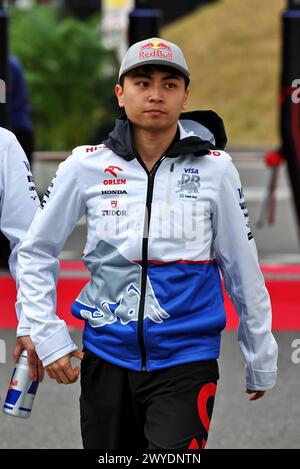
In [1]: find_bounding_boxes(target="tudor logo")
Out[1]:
[104,166,123,177]
[111,200,118,208]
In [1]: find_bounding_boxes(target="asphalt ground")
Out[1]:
[0,329,299,449]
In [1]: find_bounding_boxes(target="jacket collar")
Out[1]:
[103,111,226,161]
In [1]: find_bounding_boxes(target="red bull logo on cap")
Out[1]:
[139,40,173,61]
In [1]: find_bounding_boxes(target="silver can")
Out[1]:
[3,350,39,418]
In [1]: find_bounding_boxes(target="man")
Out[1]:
[8,54,34,165]
[17,38,278,449]
[0,55,35,272]
[0,127,42,381]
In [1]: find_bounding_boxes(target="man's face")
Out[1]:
[115,67,189,132]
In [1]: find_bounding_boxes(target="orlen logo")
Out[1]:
[103,166,126,186]
[140,40,173,60]
[104,165,123,177]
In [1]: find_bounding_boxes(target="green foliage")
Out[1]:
[10,5,119,150]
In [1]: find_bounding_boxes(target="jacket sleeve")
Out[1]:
[212,156,278,391]
[17,152,86,366]
[0,133,39,334]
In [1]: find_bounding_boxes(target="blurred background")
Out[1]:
[0,0,299,449]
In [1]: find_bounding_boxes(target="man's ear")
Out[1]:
[182,88,189,111]
[115,84,124,108]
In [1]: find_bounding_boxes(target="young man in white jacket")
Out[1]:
[0,127,43,381]
[17,38,278,449]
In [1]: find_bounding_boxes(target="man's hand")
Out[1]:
[13,336,44,382]
[46,350,84,385]
[246,389,266,401]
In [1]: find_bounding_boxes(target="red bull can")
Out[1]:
[2,350,39,418]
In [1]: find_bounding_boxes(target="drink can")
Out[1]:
[2,350,39,418]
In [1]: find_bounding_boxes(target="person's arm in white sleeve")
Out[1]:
[17,151,86,367]
[212,155,278,393]
[0,131,39,333]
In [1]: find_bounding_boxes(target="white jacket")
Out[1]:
[17,112,278,390]
[0,127,39,332]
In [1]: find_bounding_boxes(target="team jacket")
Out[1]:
[17,111,278,390]
[0,127,39,331]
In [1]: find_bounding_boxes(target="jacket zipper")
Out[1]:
[165,162,174,212]
[138,156,166,371]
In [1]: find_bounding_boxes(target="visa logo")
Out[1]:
[184,168,199,174]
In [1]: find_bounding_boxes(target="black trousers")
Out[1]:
[79,349,219,450]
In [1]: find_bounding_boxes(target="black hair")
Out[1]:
[119,64,190,90]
